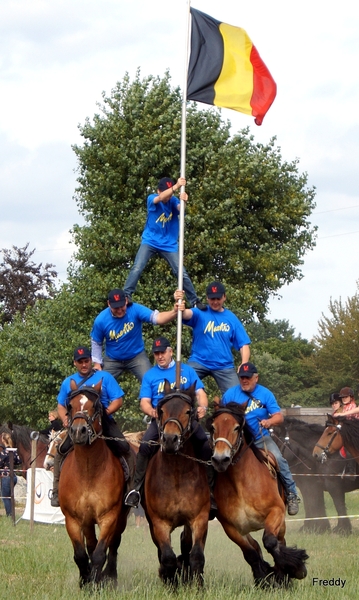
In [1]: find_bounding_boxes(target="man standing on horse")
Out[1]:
[175,281,251,394]
[124,336,216,514]
[221,362,300,515]
[91,288,180,382]
[51,345,132,507]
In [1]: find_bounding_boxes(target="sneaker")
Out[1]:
[124,489,141,508]
[126,295,133,307]
[286,494,300,516]
[51,493,60,508]
[194,299,207,311]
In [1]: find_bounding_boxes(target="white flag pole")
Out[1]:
[176,0,191,388]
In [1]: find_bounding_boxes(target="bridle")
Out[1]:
[314,421,342,460]
[67,388,103,444]
[158,391,196,450]
[209,408,245,464]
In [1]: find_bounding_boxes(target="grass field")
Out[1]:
[1,491,359,599]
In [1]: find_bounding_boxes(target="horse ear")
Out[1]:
[94,380,102,394]
[164,379,172,395]
[327,413,335,422]
[70,379,78,392]
[241,400,249,413]
[213,396,221,412]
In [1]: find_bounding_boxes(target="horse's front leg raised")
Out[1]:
[65,516,91,586]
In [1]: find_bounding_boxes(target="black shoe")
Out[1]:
[51,493,60,508]
[286,494,300,516]
[124,489,141,508]
[194,299,207,311]
[126,295,133,307]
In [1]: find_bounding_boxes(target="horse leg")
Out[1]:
[262,513,308,585]
[326,483,352,535]
[296,478,331,533]
[65,517,91,586]
[219,521,272,584]
[151,519,178,585]
[178,525,192,582]
[188,517,208,586]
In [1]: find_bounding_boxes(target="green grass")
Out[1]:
[2,494,359,599]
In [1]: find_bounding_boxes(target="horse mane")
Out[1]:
[0,423,49,451]
[206,402,256,448]
[336,417,359,452]
[282,417,325,436]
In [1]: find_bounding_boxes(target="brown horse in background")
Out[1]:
[0,423,49,471]
[313,414,359,465]
[143,381,209,586]
[59,381,130,587]
[206,403,308,587]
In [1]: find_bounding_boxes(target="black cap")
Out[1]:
[329,393,341,405]
[238,362,258,377]
[158,177,175,192]
[152,336,171,353]
[74,346,91,361]
[206,281,225,298]
[108,288,126,308]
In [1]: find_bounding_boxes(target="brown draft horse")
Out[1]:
[313,414,359,466]
[143,381,209,586]
[59,380,129,587]
[206,403,308,587]
[0,423,49,471]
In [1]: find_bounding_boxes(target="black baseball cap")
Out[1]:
[238,362,258,378]
[158,177,175,192]
[152,336,172,353]
[108,288,126,308]
[74,346,91,361]
[206,281,226,298]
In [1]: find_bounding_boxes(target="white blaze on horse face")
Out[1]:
[79,395,88,411]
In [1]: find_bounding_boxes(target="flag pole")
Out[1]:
[176,0,191,389]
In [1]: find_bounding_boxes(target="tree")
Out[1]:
[311,287,359,395]
[246,319,321,406]
[0,244,57,327]
[71,70,317,320]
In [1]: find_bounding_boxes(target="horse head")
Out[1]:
[206,401,247,472]
[312,414,342,463]
[157,380,196,454]
[67,380,103,445]
[43,428,67,470]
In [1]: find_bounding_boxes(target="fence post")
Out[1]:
[30,431,39,532]
[7,448,16,525]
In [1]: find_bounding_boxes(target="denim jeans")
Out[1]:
[124,244,198,306]
[187,361,240,395]
[104,351,151,383]
[1,475,17,516]
[255,435,298,496]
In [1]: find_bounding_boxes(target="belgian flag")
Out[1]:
[187,8,277,125]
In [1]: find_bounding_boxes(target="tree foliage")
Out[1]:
[71,70,317,319]
[0,244,57,327]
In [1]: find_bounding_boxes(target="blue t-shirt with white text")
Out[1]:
[140,362,203,408]
[57,369,124,410]
[141,193,180,252]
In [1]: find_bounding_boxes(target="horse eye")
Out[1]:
[234,425,241,432]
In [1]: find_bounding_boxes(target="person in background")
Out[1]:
[123,176,205,310]
[0,445,21,516]
[39,409,63,437]
[333,387,358,480]
[329,392,342,414]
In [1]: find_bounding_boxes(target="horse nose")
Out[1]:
[162,432,179,453]
[211,453,231,472]
[70,424,88,443]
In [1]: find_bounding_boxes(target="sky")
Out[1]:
[1,0,358,341]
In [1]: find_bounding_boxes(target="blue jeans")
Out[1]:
[104,351,151,383]
[124,244,198,306]
[255,435,298,496]
[1,475,17,516]
[187,361,240,395]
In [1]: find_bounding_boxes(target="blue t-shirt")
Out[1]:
[57,370,124,410]
[183,307,251,370]
[141,193,180,252]
[140,362,204,408]
[221,383,281,440]
[91,304,154,360]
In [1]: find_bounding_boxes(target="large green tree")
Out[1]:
[71,70,316,319]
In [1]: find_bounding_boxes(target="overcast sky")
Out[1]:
[1,0,358,341]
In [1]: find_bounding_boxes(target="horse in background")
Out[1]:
[313,414,359,467]
[207,403,308,587]
[59,381,130,587]
[43,429,67,470]
[143,381,209,586]
[0,423,49,471]
[274,417,359,534]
